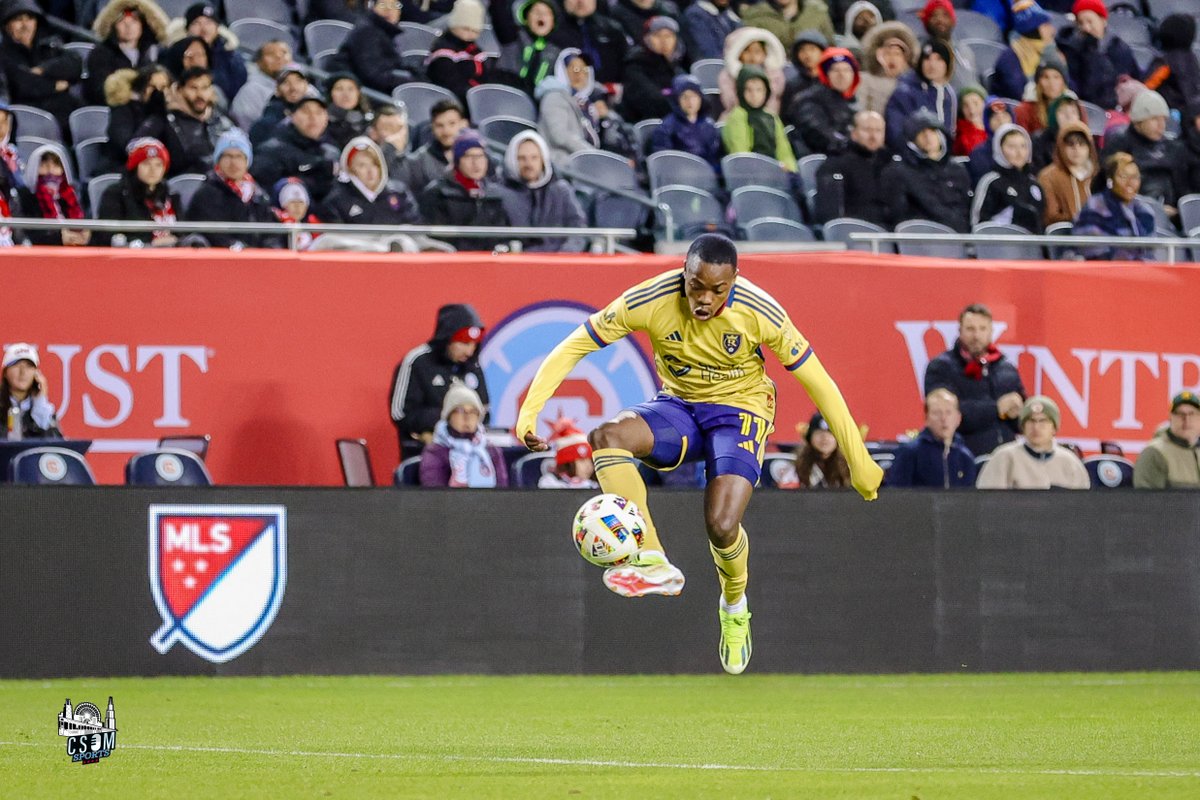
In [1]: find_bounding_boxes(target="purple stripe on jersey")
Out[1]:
[784,346,813,371]
[584,319,608,347]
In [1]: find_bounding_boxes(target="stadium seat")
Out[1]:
[513,452,554,487]
[158,434,211,460]
[1178,194,1200,236]
[973,453,991,470]
[88,173,120,217]
[566,150,648,230]
[10,105,61,142]
[303,20,353,56]
[74,136,108,183]
[157,0,195,18]
[336,438,375,487]
[1083,455,1134,489]
[654,185,733,239]
[68,106,110,146]
[1043,220,1074,258]
[895,219,966,258]
[730,186,802,226]
[398,21,441,51]
[394,82,458,126]
[226,0,294,25]
[722,153,791,192]
[568,150,639,191]
[311,48,338,71]
[393,455,421,487]
[1045,10,1071,33]
[691,59,724,91]
[229,19,296,52]
[478,115,535,145]
[796,152,826,217]
[8,447,95,485]
[15,136,55,167]
[126,448,213,486]
[647,150,719,195]
[168,174,206,215]
[1141,196,1173,231]
[955,10,1003,42]
[759,452,797,488]
[961,39,1004,81]
[822,217,890,252]
[972,222,1043,260]
[63,41,94,79]
[744,217,814,242]
[467,84,537,125]
[632,118,661,158]
[1146,0,1195,19]
[1129,45,1156,74]
[1107,14,1151,47]
[1079,100,1107,137]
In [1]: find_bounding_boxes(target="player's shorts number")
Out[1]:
[738,412,769,464]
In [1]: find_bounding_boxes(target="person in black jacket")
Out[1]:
[252,94,341,210]
[883,106,972,232]
[104,63,170,170]
[787,45,859,156]
[417,129,511,251]
[84,0,168,107]
[424,0,501,105]
[96,136,181,246]
[323,136,421,226]
[327,0,409,94]
[1053,0,1138,112]
[551,0,630,85]
[185,128,283,249]
[923,303,1026,457]
[0,0,82,137]
[390,303,490,460]
[609,0,679,44]
[1101,89,1189,216]
[182,3,248,100]
[971,122,1045,232]
[248,63,313,145]
[135,66,234,176]
[619,16,683,122]
[814,109,892,225]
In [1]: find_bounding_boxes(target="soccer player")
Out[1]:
[517,234,882,674]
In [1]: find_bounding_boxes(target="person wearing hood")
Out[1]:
[651,73,722,171]
[883,107,972,231]
[834,0,881,54]
[781,29,828,111]
[1014,51,1070,134]
[0,0,82,137]
[787,45,859,155]
[494,0,563,96]
[1055,0,1139,112]
[84,0,168,106]
[722,63,797,169]
[621,16,684,122]
[918,0,977,92]
[498,130,587,252]
[104,63,170,167]
[186,128,283,249]
[609,0,680,44]
[418,129,512,251]
[989,0,1058,103]
[1029,90,1082,171]
[967,95,1012,184]
[814,109,891,225]
[326,72,373,149]
[230,39,293,132]
[717,26,788,117]
[135,65,234,176]
[856,20,914,114]
[970,123,1045,232]
[548,47,638,161]
[551,0,630,85]
[953,84,987,156]
[1101,89,1188,214]
[1071,151,1156,261]
[249,63,315,145]
[323,136,422,228]
[1037,120,1097,226]
[1134,391,1200,490]
[740,0,835,50]
[419,383,510,488]
[1144,14,1200,114]
[96,136,181,247]
[253,94,341,205]
[681,0,741,63]
[828,0,892,35]
[884,38,956,154]
[391,303,491,459]
[0,102,24,228]
[19,141,89,246]
[327,0,410,94]
[179,3,248,100]
[426,0,502,105]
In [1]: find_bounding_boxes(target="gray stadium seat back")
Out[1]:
[691,59,724,91]
[64,41,94,78]
[654,185,728,237]
[16,136,55,167]
[1108,15,1151,47]
[722,152,791,192]
[393,456,422,487]
[69,105,110,145]
[1129,44,1155,74]
[304,20,353,55]
[393,82,458,126]
[633,118,661,158]
[731,186,802,226]
[1044,220,1073,259]
[229,18,296,52]
[955,9,1003,42]
[466,84,537,124]
[744,217,814,242]
[10,104,62,141]
[646,150,719,194]
[226,0,294,25]
[336,438,375,487]
[960,38,1004,80]
[972,222,1042,260]
[1078,100,1107,137]
[478,115,535,145]
[1146,0,1196,19]
[157,0,196,18]
[1178,194,1200,237]
[591,192,648,230]
[822,216,890,252]
[88,173,121,217]
[567,150,640,191]
[398,21,441,51]
[796,152,826,194]
[895,219,966,258]
[312,48,338,71]
[74,136,109,183]
[168,173,207,215]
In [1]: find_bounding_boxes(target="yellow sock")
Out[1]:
[591,448,663,554]
[710,526,749,605]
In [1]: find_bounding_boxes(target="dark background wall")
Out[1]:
[2,487,1198,678]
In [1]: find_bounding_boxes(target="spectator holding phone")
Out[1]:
[2,343,62,439]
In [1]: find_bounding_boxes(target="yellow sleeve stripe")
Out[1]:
[729,286,783,327]
[624,273,682,305]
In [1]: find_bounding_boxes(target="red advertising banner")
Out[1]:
[4,248,1198,485]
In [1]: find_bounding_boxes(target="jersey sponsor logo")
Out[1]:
[723,333,742,355]
[661,354,691,377]
[481,302,657,434]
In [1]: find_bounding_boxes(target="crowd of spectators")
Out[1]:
[0,0,1195,256]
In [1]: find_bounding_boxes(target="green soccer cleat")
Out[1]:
[718,603,752,675]
[602,550,685,598]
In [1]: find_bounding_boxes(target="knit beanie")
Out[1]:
[213,128,252,166]
[273,176,310,207]
[958,84,987,106]
[547,414,591,466]
[1129,89,1169,123]
[919,0,956,25]
[918,38,953,79]
[1011,0,1050,37]
[448,0,486,32]
[1071,0,1106,19]
[126,137,170,172]
[1019,395,1061,430]
[645,16,679,36]
[452,129,486,164]
[441,383,484,420]
[1035,50,1069,83]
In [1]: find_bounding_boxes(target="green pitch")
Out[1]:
[3,673,1198,799]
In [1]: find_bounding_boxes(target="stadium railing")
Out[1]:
[849,232,1198,265]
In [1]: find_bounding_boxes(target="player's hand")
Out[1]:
[523,431,549,452]
[853,459,884,502]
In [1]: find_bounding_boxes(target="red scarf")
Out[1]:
[216,167,258,204]
[144,193,176,241]
[453,168,483,197]
[961,342,1003,380]
[35,175,84,220]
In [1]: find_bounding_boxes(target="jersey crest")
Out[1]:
[723,333,742,355]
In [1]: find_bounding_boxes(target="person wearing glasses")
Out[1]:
[1071,152,1157,261]
[417,129,511,251]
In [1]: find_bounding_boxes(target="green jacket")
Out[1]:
[739,1,836,52]
[1133,431,1200,489]
[721,107,798,171]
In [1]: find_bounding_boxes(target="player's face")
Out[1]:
[1021,412,1055,450]
[683,260,736,321]
[958,311,992,357]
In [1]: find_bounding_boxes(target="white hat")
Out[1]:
[441,382,484,420]
[448,0,486,32]
[1130,90,1169,123]
[3,342,38,369]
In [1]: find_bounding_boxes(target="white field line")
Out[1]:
[1,741,1197,779]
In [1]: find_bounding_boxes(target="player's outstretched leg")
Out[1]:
[590,414,684,598]
[706,476,754,674]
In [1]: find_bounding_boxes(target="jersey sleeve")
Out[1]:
[584,292,638,347]
[762,310,814,373]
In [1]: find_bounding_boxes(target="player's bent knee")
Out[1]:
[588,423,625,451]
[704,511,740,548]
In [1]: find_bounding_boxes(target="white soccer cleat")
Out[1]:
[602,550,685,598]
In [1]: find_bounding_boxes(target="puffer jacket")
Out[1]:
[884,68,956,154]
[786,46,859,155]
[650,74,722,171]
[882,108,972,232]
[717,26,788,117]
[84,0,168,106]
[855,20,916,114]
[417,172,511,251]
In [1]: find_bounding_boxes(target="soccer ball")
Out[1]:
[572,493,646,567]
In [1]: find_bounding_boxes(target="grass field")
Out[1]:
[2,673,1198,799]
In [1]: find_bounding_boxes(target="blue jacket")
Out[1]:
[651,75,723,171]
[1072,190,1157,261]
[884,71,957,154]
[680,2,742,63]
[971,0,1012,35]
[988,48,1028,102]
[1056,27,1140,111]
[886,429,977,488]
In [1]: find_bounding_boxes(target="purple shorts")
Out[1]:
[630,394,772,485]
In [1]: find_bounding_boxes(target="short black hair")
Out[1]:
[177,66,211,87]
[685,234,738,272]
[430,98,466,122]
[959,303,992,322]
[133,63,171,94]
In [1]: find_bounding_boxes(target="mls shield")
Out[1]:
[148,505,287,663]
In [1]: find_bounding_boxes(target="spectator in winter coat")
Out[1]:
[1036,120,1097,226]
[553,48,639,162]
[323,136,422,227]
[883,106,972,231]
[976,395,1089,490]
[425,0,499,105]
[967,96,1012,184]
[104,63,170,168]
[181,3,248,100]
[396,98,467,192]
[1072,151,1157,260]
[537,413,599,489]
[253,95,341,208]
[0,102,25,225]
[919,0,977,92]
[186,128,282,249]
[1054,0,1138,111]
[740,0,835,51]
[325,72,373,150]
[1029,91,1081,171]
[884,38,956,154]
[953,84,987,157]
[781,29,828,113]
[989,0,1057,103]
[814,109,891,225]
[0,0,82,137]
[536,73,601,167]
[1,343,62,439]
[1014,50,1070,134]
[327,0,409,94]
[230,40,293,132]
[96,136,181,246]
[620,16,684,122]
[651,73,723,171]
[971,123,1045,232]
[248,63,315,145]
[1185,100,1200,196]
[498,130,588,252]
[924,303,1025,456]
[494,0,563,96]
[834,0,881,54]
[681,0,741,63]
[420,383,510,488]
[20,142,89,246]
[1144,14,1200,114]
[84,0,168,107]
[135,66,234,176]
[391,303,490,459]
[1101,90,1188,214]
[788,45,859,155]
[272,177,323,251]
[609,0,680,44]
[550,0,629,86]
[1133,391,1200,489]
[368,104,411,177]
[418,129,511,251]
[828,0,892,35]
[722,64,797,169]
[160,35,230,112]
[718,27,788,117]
[885,388,977,488]
[855,20,914,115]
